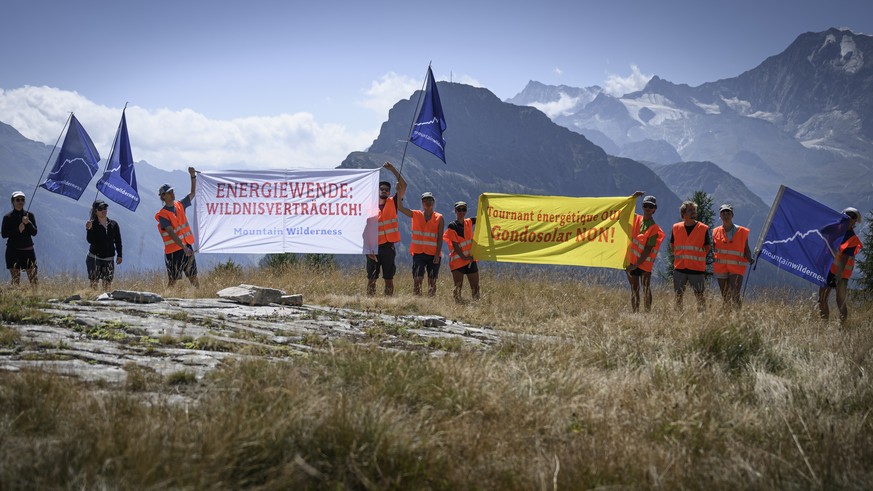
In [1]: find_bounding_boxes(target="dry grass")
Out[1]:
[1,264,872,489]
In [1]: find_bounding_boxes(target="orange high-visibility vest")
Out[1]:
[378,196,401,244]
[672,221,708,272]
[444,218,474,270]
[155,201,195,254]
[410,210,442,256]
[830,233,863,279]
[626,215,664,273]
[712,225,750,275]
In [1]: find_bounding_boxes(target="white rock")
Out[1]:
[217,284,285,306]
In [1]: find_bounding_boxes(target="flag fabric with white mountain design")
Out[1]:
[755,185,850,286]
[40,114,101,201]
[97,110,140,211]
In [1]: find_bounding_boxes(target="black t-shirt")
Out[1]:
[380,194,399,212]
[1,209,37,249]
[448,217,476,238]
[842,229,858,257]
[87,219,123,258]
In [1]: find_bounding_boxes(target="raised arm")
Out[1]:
[383,161,407,202]
[187,166,197,201]
[396,193,413,218]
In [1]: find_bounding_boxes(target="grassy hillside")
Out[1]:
[1,266,872,489]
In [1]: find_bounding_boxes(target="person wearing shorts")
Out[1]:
[625,193,664,313]
[819,207,863,324]
[712,203,753,311]
[398,191,444,296]
[444,201,480,302]
[85,200,123,290]
[669,200,710,312]
[2,191,38,287]
[367,161,406,295]
[155,167,199,288]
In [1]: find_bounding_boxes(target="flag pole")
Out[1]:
[398,62,432,176]
[90,103,129,211]
[27,112,73,213]
[743,184,786,299]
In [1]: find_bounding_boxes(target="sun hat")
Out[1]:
[842,207,861,222]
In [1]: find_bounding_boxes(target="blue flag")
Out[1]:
[755,186,850,286]
[40,115,101,200]
[410,66,447,163]
[97,111,140,211]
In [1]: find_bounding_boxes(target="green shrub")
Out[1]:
[259,253,298,271]
[211,259,243,277]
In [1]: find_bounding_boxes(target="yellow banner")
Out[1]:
[471,193,636,269]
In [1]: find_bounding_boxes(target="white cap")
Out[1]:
[842,207,861,222]
[11,191,25,199]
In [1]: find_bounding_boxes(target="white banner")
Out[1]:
[195,169,380,254]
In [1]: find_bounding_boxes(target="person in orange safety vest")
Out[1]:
[443,200,479,303]
[625,192,664,313]
[669,200,711,312]
[367,161,406,296]
[819,207,863,324]
[397,191,444,296]
[711,203,754,311]
[154,166,199,288]
[712,203,755,310]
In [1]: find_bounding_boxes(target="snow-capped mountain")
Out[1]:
[510,28,873,213]
[505,81,602,119]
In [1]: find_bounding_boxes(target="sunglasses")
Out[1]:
[97,206,108,211]
[642,204,655,209]
[13,198,25,202]
[456,208,467,212]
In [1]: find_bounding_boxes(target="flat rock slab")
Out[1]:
[1,298,507,385]
[217,284,287,306]
[111,290,164,303]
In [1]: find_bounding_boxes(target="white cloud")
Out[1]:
[356,70,481,121]
[603,65,653,97]
[358,72,419,116]
[0,86,375,170]
[530,92,580,118]
[554,67,563,76]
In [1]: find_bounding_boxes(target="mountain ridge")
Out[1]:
[510,28,873,216]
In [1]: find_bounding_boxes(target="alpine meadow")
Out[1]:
[1,267,872,489]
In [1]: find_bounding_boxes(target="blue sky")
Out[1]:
[2,0,872,171]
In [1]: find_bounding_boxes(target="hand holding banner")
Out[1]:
[471,193,636,269]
